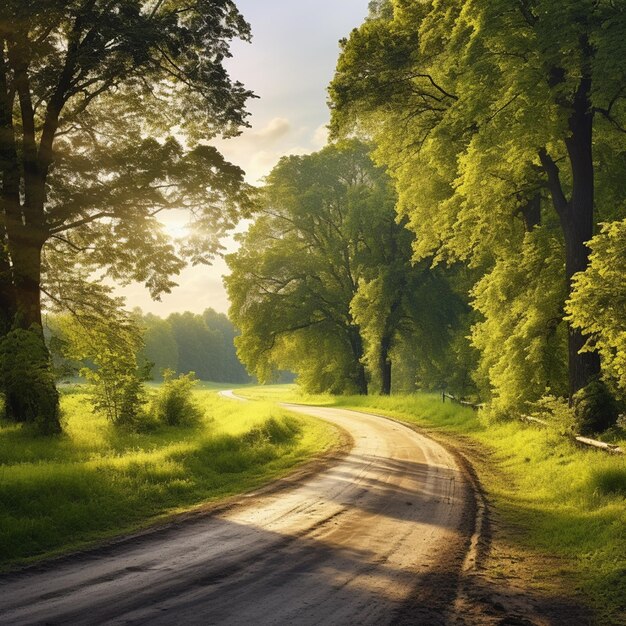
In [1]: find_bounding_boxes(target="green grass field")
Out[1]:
[241,385,626,623]
[0,385,338,570]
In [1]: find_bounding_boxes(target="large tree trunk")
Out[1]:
[379,334,392,395]
[10,233,45,329]
[0,37,60,432]
[561,87,601,395]
[540,74,601,398]
[2,232,60,432]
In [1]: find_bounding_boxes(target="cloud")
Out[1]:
[312,124,329,148]
[253,117,291,143]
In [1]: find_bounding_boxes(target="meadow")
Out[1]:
[241,385,626,622]
[0,384,338,570]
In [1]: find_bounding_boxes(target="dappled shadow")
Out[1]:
[0,515,449,625]
[0,508,596,626]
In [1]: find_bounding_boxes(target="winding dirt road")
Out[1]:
[0,396,475,625]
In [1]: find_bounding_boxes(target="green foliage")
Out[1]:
[566,220,626,396]
[530,394,577,437]
[227,140,470,395]
[151,371,203,427]
[227,141,391,394]
[242,416,301,446]
[572,380,620,436]
[0,0,256,433]
[0,328,60,434]
[330,0,626,412]
[137,313,179,379]
[471,230,569,418]
[56,310,148,429]
[48,307,250,386]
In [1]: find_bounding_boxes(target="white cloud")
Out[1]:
[253,117,291,142]
[312,124,329,148]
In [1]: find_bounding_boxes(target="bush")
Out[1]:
[590,468,626,497]
[572,380,619,435]
[531,394,577,437]
[0,328,61,434]
[242,416,301,446]
[151,370,203,426]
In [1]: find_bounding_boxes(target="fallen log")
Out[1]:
[574,436,624,455]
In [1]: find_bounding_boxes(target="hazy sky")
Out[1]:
[117,0,370,317]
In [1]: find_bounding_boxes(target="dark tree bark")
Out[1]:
[539,73,601,397]
[348,326,368,395]
[519,193,542,232]
[0,37,60,430]
[379,334,392,396]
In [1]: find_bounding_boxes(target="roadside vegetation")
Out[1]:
[0,386,338,571]
[241,385,626,623]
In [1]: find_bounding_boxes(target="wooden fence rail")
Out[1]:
[442,392,624,455]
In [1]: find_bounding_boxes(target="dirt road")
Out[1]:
[0,399,475,625]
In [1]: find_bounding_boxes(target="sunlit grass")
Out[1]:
[0,386,338,570]
[243,384,626,621]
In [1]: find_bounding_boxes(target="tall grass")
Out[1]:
[0,387,337,570]
[242,385,626,622]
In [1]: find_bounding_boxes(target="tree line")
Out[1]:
[228,0,626,435]
[48,308,250,385]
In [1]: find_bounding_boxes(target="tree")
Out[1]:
[566,219,626,397]
[330,0,626,410]
[227,142,382,394]
[227,140,467,395]
[54,301,147,428]
[0,0,255,430]
[202,308,249,382]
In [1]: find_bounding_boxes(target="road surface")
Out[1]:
[0,397,474,625]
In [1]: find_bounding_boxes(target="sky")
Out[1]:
[117,0,370,317]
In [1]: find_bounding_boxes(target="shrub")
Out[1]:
[590,468,626,497]
[0,328,61,434]
[242,416,301,446]
[572,380,619,435]
[531,394,577,437]
[151,370,203,426]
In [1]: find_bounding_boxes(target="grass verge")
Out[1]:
[0,386,338,571]
[241,385,626,624]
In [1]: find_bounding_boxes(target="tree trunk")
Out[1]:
[2,193,60,431]
[348,326,368,395]
[540,72,601,399]
[379,334,392,395]
[520,193,541,232]
[561,89,601,396]
[10,233,45,329]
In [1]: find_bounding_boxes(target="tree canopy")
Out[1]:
[227,140,469,395]
[0,0,255,430]
[329,0,626,417]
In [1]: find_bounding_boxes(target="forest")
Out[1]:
[47,308,250,384]
[0,0,624,439]
[228,0,626,439]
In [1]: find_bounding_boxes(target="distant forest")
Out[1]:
[47,309,251,385]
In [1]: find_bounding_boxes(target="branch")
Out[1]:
[538,148,568,217]
[407,73,458,101]
[49,211,117,234]
[595,86,626,133]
